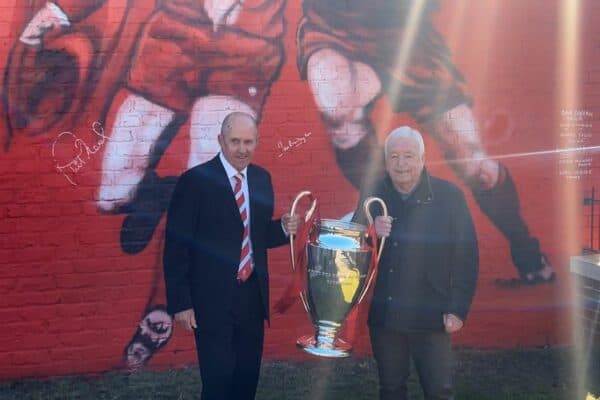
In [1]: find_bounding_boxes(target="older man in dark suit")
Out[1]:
[163,112,299,400]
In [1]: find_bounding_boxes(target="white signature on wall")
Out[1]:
[52,121,108,186]
[277,132,312,158]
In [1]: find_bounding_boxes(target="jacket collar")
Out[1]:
[218,152,249,181]
[208,154,254,186]
[383,168,434,205]
[208,155,256,228]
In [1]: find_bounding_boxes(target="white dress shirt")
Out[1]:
[219,152,253,261]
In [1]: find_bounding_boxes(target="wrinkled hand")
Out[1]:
[443,313,464,334]
[374,216,392,238]
[20,3,70,46]
[282,213,301,235]
[174,309,197,331]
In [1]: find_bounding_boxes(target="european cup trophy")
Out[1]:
[287,191,387,358]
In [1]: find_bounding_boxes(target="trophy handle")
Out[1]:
[289,190,317,272]
[289,191,317,314]
[356,196,389,305]
[363,197,388,263]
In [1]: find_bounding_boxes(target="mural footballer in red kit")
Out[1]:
[297,0,554,286]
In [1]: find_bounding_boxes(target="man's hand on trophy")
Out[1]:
[282,213,301,236]
[20,2,70,46]
[443,313,464,334]
[174,309,197,332]
[374,216,393,238]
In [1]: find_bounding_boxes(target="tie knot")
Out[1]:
[234,174,244,186]
[233,174,243,192]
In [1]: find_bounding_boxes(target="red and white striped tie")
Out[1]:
[234,174,252,282]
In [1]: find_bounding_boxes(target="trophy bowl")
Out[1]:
[289,192,387,358]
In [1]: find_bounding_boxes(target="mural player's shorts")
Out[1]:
[127,11,284,116]
[297,9,472,123]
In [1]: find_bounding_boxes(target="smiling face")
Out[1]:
[385,135,425,193]
[218,113,259,172]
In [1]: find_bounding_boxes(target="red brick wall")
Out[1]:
[0,0,599,379]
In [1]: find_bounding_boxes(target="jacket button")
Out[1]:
[389,268,394,273]
[393,242,398,247]
[387,296,392,301]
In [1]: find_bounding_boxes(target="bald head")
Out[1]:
[218,112,259,172]
[221,112,258,138]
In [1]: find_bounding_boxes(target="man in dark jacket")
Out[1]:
[163,112,299,400]
[353,126,479,400]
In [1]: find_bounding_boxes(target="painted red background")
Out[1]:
[0,0,599,379]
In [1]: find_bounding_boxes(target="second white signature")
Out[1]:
[277,132,312,158]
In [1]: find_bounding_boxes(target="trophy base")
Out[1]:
[296,334,352,358]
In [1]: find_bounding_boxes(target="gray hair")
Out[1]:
[384,126,425,159]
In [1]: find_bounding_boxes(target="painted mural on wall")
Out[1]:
[4,0,286,370]
[298,0,554,286]
[2,0,594,378]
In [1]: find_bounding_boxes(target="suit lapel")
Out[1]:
[247,165,259,237]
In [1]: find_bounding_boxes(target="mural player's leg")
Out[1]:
[187,95,257,169]
[307,48,385,190]
[109,97,182,370]
[124,305,173,371]
[426,104,554,284]
[97,93,175,214]
[123,233,174,370]
[103,94,185,255]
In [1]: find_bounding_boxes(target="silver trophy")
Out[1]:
[289,191,387,358]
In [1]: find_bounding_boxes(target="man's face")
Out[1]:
[385,136,425,193]
[218,120,258,172]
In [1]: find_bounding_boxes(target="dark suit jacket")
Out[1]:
[163,155,288,326]
[353,169,479,332]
